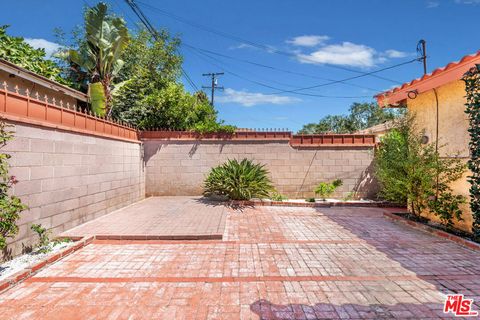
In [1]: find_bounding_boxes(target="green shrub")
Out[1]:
[314,179,343,201]
[0,122,27,250]
[463,67,480,240]
[203,159,274,200]
[270,192,288,202]
[305,197,316,203]
[342,192,355,201]
[31,224,51,253]
[375,114,466,218]
[428,192,466,230]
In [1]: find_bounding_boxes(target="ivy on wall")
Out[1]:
[463,65,480,240]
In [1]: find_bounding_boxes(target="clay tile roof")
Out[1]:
[375,50,480,107]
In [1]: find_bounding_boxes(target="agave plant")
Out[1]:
[58,2,128,116]
[203,159,274,200]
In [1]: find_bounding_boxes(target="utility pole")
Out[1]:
[202,72,224,106]
[417,39,427,75]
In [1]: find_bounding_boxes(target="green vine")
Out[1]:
[463,65,480,241]
[0,121,27,250]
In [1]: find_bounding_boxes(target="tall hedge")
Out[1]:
[463,65,480,240]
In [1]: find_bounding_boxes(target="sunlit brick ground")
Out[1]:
[1,199,479,319]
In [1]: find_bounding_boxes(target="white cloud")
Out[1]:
[455,0,480,4]
[229,43,255,50]
[24,38,61,57]
[384,49,409,58]
[229,43,277,53]
[296,42,378,68]
[426,1,440,8]
[286,35,330,47]
[217,88,300,107]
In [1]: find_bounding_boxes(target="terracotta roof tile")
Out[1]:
[375,51,480,106]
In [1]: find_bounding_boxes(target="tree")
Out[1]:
[0,25,67,85]
[115,81,234,132]
[112,28,233,132]
[298,102,403,134]
[374,114,466,221]
[58,2,128,115]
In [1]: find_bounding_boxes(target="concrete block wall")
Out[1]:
[3,121,145,258]
[144,140,377,199]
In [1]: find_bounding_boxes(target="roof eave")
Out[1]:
[375,50,480,107]
[0,59,88,102]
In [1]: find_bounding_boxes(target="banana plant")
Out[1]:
[58,2,128,116]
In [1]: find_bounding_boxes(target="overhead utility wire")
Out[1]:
[135,0,403,84]
[182,44,381,92]
[186,46,371,99]
[267,58,418,95]
[124,0,199,92]
[187,44,418,96]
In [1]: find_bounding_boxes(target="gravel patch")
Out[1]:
[0,241,75,281]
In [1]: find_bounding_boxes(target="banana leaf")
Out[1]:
[89,82,106,116]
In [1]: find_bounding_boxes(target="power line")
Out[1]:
[135,0,404,84]
[124,0,199,92]
[268,58,418,95]
[183,43,381,92]
[187,46,372,99]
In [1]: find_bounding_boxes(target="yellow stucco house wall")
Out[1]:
[376,51,480,232]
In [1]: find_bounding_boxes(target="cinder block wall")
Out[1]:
[144,140,377,199]
[4,121,145,258]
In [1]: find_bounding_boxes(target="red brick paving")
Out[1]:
[60,197,227,240]
[1,198,480,319]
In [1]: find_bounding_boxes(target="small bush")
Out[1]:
[342,192,355,201]
[314,179,343,201]
[31,224,51,253]
[305,197,316,203]
[0,122,27,250]
[270,192,288,202]
[203,159,274,200]
[375,114,466,218]
[428,192,466,230]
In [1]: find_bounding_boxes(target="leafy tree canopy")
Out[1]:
[298,102,404,134]
[112,28,233,132]
[0,25,68,85]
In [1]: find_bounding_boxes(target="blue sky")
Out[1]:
[1,0,478,131]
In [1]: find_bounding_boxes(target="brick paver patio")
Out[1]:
[1,198,480,319]
[61,197,227,240]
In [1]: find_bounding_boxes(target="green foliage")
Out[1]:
[428,192,466,230]
[30,224,51,253]
[305,197,316,203]
[0,122,27,250]
[270,192,288,201]
[0,25,67,85]
[53,237,72,246]
[203,159,274,200]
[375,114,466,218]
[314,179,343,201]
[114,81,233,132]
[89,82,106,115]
[57,2,129,115]
[342,192,355,201]
[111,29,232,132]
[463,65,480,241]
[299,102,404,134]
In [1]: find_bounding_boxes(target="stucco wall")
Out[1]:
[0,70,78,109]
[3,121,145,258]
[144,140,377,199]
[407,80,472,231]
